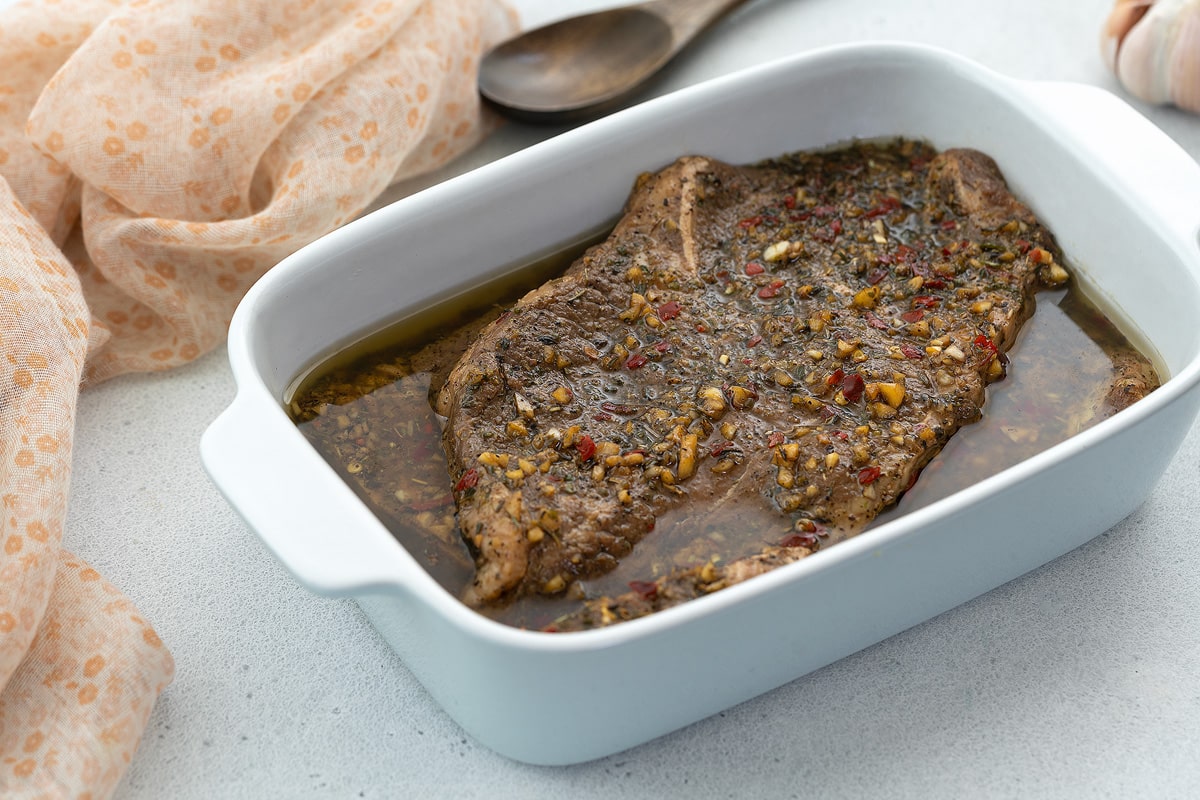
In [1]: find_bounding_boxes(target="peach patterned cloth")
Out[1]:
[0,0,515,796]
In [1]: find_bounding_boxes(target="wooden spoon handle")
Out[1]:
[644,0,753,45]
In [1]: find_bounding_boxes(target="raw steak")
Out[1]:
[435,141,1085,626]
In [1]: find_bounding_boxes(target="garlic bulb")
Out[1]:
[1103,0,1200,112]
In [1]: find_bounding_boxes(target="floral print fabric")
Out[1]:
[0,0,515,795]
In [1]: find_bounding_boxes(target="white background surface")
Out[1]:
[42,0,1200,797]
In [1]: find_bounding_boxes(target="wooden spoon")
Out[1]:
[478,0,752,123]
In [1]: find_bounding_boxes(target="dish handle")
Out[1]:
[1021,81,1200,249]
[201,391,412,596]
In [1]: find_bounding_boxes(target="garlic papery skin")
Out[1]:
[1102,1,1155,70]
[1103,0,1200,113]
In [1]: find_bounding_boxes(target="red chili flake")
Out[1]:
[830,218,843,236]
[865,313,889,330]
[901,310,924,323]
[877,253,894,265]
[710,441,737,457]
[784,194,796,210]
[973,334,998,354]
[940,219,958,231]
[592,412,614,422]
[826,368,845,387]
[819,404,837,422]
[863,196,902,219]
[912,295,940,309]
[923,278,947,289]
[858,466,882,485]
[542,624,559,633]
[576,435,596,461]
[737,215,764,229]
[867,268,888,285]
[695,323,707,333]
[654,340,672,353]
[895,244,916,262]
[900,345,924,360]
[1029,246,1052,264]
[790,211,812,222]
[834,430,849,441]
[716,269,730,281]
[629,580,658,600]
[767,431,786,448]
[842,373,865,402]
[453,468,479,492]
[747,334,763,347]
[813,205,837,217]
[757,280,785,299]
[745,262,765,276]
[657,301,682,320]
[1015,239,1032,254]
[781,532,819,549]
[625,353,648,369]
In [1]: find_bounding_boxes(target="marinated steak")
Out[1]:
[436,141,1091,625]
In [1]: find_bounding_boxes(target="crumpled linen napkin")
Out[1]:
[0,0,515,796]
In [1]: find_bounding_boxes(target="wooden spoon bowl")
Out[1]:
[479,0,751,123]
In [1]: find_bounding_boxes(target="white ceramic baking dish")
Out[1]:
[201,42,1200,765]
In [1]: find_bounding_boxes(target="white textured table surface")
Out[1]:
[58,1,1200,797]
